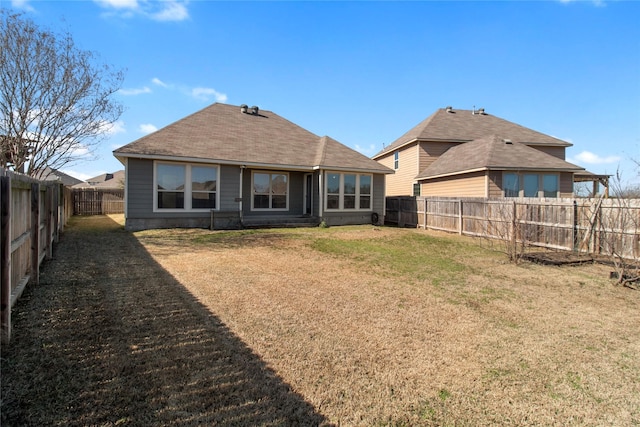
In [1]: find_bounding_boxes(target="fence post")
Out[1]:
[45,186,53,259]
[572,200,578,252]
[511,200,517,257]
[458,199,463,235]
[423,197,427,230]
[31,183,40,286]
[1,175,11,343]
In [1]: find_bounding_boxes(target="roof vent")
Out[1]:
[503,139,513,145]
[445,106,454,113]
[251,105,259,115]
[478,108,486,115]
[240,104,248,114]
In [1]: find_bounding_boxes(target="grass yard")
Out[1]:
[2,214,639,426]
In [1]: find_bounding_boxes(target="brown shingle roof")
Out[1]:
[73,170,125,189]
[373,108,571,159]
[114,103,392,174]
[416,135,584,180]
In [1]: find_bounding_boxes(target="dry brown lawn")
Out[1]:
[2,214,639,426]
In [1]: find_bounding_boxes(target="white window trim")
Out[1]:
[153,161,220,212]
[324,172,373,211]
[250,170,290,212]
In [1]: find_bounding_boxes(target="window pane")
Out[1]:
[327,194,339,209]
[327,174,340,194]
[158,192,184,209]
[272,195,287,209]
[360,175,371,195]
[192,192,216,209]
[272,174,287,195]
[254,194,269,209]
[254,173,270,194]
[524,174,539,197]
[543,175,558,198]
[413,183,421,197]
[157,164,185,191]
[344,174,356,195]
[344,195,356,209]
[504,173,519,197]
[192,166,217,191]
[360,195,371,209]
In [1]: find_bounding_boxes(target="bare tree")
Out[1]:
[0,11,124,178]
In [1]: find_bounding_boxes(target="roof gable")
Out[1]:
[374,107,571,159]
[416,135,584,180]
[114,103,391,174]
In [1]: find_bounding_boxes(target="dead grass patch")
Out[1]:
[2,215,639,426]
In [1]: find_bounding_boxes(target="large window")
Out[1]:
[325,172,373,211]
[155,162,218,211]
[252,172,288,210]
[503,172,559,198]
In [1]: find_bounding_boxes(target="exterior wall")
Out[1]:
[323,174,385,226]
[559,172,574,197]
[240,169,307,218]
[421,171,487,197]
[377,144,419,196]
[124,158,386,230]
[124,158,241,231]
[418,141,460,172]
[530,145,566,160]
[488,171,503,198]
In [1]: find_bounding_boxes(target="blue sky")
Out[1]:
[6,0,640,186]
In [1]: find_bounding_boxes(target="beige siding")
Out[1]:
[379,144,420,196]
[418,141,460,172]
[488,171,502,197]
[421,171,487,197]
[559,172,574,197]
[531,146,566,160]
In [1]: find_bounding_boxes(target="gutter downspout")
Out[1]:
[239,165,245,226]
[318,169,323,220]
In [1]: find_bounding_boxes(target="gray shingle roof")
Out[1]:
[416,135,584,180]
[373,107,571,159]
[114,103,392,174]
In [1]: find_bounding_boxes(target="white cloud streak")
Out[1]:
[119,86,152,96]
[139,123,158,134]
[191,87,227,102]
[569,150,621,165]
[93,0,190,21]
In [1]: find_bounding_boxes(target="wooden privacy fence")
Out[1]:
[386,196,640,260]
[1,168,72,342]
[73,188,124,215]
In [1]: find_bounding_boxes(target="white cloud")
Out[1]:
[98,120,126,136]
[569,150,621,165]
[93,0,189,21]
[191,87,227,102]
[139,123,158,134]
[151,1,189,22]
[119,86,152,96]
[152,77,169,88]
[354,143,378,157]
[11,0,35,12]
[94,0,138,10]
[60,169,97,181]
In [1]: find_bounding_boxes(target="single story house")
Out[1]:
[373,107,598,198]
[72,170,125,189]
[114,103,393,231]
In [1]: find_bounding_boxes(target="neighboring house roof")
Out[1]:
[373,107,571,159]
[114,103,392,174]
[38,167,85,186]
[72,170,125,189]
[416,135,585,180]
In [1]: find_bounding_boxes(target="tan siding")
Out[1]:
[559,172,574,197]
[418,141,460,172]
[380,144,420,196]
[421,171,487,197]
[488,171,502,197]
[531,146,566,160]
